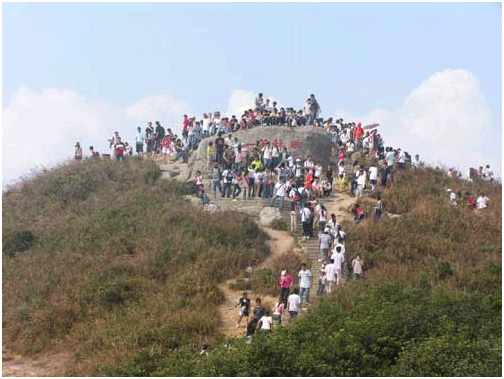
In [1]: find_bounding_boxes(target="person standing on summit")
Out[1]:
[353,123,364,151]
[310,94,321,122]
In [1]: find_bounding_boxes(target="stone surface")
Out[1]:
[258,206,282,227]
[188,126,333,179]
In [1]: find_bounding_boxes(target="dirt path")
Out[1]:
[2,350,70,377]
[2,157,361,374]
[216,227,295,338]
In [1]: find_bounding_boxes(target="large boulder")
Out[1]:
[259,206,282,227]
[188,126,333,179]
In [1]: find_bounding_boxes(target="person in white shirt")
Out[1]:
[257,310,274,332]
[324,259,337,293]
[412,154,421,169]
[262,142,273,169]
[298,263,312,305]
[272,298,285,326]
[303,156,315,171]
[448,189,457,205]
[483,165,494,182]
[202,113,210,138]
[352,255,364,280]
[368,163,378,191]
[318,227,333,263]
[287,288,301,318]
[270,178,287,210]
[476,193,489,210]
[332,245,345,286]
[326,213,339,235]
[356,168,366,198]
[397,148,406,169]
[331,238,346,259]
[263,98,272,112]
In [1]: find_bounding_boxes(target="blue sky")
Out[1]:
[2,2,502,186]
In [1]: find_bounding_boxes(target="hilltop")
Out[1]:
[2,134,502,376]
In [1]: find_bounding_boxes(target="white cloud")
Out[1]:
[126,95,192,127]
[226,90,280,118]
[2,87,192,188]
[332,69,499,178]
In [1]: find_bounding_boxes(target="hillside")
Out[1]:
[2,159,270,375]
[3,149,502,376]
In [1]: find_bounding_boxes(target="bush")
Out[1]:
[270,218,289,231]
[3,230,35,257]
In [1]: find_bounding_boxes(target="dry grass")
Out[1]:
[2,159,269,374]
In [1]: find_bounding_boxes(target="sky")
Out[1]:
[2,2,502,187]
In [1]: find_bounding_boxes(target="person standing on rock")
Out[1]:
[279,269,293,305]
[356,168,367,198]
[211,163,222,198]
[221,166,234,198]
[215,132,225,165]
[270,177,287,210]
[298,263,312,306]
[294,159,305,188]
[368,162,378,191]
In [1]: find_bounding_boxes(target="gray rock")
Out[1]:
[203,203,219,213]
[259,206,282,227]
[188,126,333,180]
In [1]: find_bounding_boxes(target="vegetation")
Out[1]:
[2,159,269,374]
[3,160,501,376]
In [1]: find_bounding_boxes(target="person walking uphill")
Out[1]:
[279,270,293,305]
[298,263,312,307]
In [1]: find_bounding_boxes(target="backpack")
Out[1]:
[320,205,327,217]
[293,188,301,201]
[213,167,221,180]
[226,169,234,182]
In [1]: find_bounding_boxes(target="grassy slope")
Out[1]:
[3,160,501,376]
[2,158,269,375]
[175,166,501,377]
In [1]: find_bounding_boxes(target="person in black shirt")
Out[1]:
[154,121,165,153]
[246,298,266,336]
[215,132,225,165]
[236,292,251,328]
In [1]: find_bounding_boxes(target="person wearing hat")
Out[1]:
[279,269,293,305]
[318,227,333,263]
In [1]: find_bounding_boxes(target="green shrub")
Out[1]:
[270,218,289,231]
[3,230,35,257]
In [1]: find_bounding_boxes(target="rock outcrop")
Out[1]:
[188,125,333,179]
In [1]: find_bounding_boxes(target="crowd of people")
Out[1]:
[72,92,495,337]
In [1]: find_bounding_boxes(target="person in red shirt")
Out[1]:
[182,115,190,137]
[305,169,314,191]
[279,270,293,305]
[466,192,476,210]
[354,122,364,151]
[339,148,346,165]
